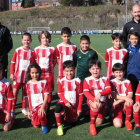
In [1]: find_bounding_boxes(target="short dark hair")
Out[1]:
[112,63,125,72]
[38,31,51,43]
[0,63,3,71]
[22,32,32,39]
[63,60,75,70]
[61,27,71,35]
[80,35,90,43]
[89,60,101,69]
[128,30,140,39]
[111,33,124,41]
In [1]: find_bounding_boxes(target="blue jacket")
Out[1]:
[127,44,140,81]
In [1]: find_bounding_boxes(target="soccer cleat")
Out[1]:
[57,125,64,136]
[22,108,28,116]
[41,126,49,134]
[135,127,140,136]
[89,124,97,135]
[125,120,132,131]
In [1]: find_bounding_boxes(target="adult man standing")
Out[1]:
[0,23,13,78]
[122,4,140,48]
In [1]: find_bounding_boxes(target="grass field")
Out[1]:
[0,34,139,140]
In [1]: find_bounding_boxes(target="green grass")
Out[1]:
[0,34,138,140]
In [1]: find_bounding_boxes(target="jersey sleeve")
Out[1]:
[110,81,116,92]
[31,50,36,63]
[55,47,59,59]
[77,80,84,111]
[91,49,98,60]
[135,83,140,102]
[73,50,79,67]
[43,81,50,95]
[23,84,28,97]
[10,50,17,75]
[83,79,94,102]
[126,82,133,95]
[100,79,111,96]
[6,84,14,113]
[104,50,109,67]
[57,80,69,104]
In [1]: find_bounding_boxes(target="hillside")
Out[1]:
[0,5,133,31]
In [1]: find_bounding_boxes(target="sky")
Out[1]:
[12,0,22,2]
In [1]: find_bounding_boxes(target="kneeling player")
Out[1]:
[111,63,133,130]
[83,60,111,136]
[55,60,84,136]
[0,63,14,131]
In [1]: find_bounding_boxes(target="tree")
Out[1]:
[21,0,35,8]
[61,0,84,6]
[117,0,123,5]
[89,0,100,5]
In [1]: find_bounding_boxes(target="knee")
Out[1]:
[55,103,63,113]
[33,125,39,128]
[96,119,103,125]
[3,126,11,131]
[113,122,122,128]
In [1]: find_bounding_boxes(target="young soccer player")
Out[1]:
[133,84,140,136]
[0,63,14,131]
[127,30,140,100]
[24,63,50,133]
[10,32,35,116]
[34,31,56,112]
[55,60,84,136]
[73,35,98,82]
[104,33,128,80]
[83,60,111,136]
[55,27,77,80]
[111,63,133,131]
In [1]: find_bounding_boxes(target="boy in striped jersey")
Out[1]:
[83,60,111,136]
[55,27,77,80]
[10,32,35,116]
[111,63,133,131]
[55,60,84,136]
[105,33,128,80]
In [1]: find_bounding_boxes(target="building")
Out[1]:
[0,0,12,11]
[12,1,22,10]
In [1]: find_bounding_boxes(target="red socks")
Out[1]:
[134,112,140,127]
[55,113,62,127]
[125,105,133,121]
[90,109,98,125]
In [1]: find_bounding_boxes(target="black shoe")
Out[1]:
[135,127,140,136]
[70,121,77,127]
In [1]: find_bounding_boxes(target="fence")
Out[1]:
[1,15,133,33]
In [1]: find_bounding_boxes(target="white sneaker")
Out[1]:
[22,108,28,116]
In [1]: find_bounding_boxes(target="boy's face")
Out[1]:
[21,35,32,49]
[61,33,71,44]
[129,35,139,47]
[112,38,122,49]
[40,34,49,46]
[113,70,124,81]
[64,67,75,79]
[89,65,101,79]
[80,40,90,51]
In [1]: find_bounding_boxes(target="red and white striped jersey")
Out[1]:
[58,77,83,111]
[10,47,35,83]
[83,75,111,103]
[134,82,140,102]
[105,47,128,79]
[55,43,77,77]
[34,46,56,78]
[24,80,50,111]
[111,78,133,97]
[0,78,13,113]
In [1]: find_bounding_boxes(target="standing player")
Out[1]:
[104,33,128,80]
[24,63,49,133]
[55,60,84,136]
[34,31,56,112]
[10,32,35,116]
[73,35,98,82]
[55,27,77,80]
[111,63,133,131]
[0,63,14,131]
[83,60,111,135]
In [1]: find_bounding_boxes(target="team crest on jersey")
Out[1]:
[89,55,91,58]
[39,87,42,91]
[63,86,65,88]
[129,51,132,53]
[92,85,94,87]
[130,27,134,30]
[79,56,81,58]
[111,55,113,57]
[139,49,140,52]
[13,81,16,85]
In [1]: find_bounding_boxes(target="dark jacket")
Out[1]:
[127,44,140,81]
[122,18,140,48]
[0,23,13,68]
